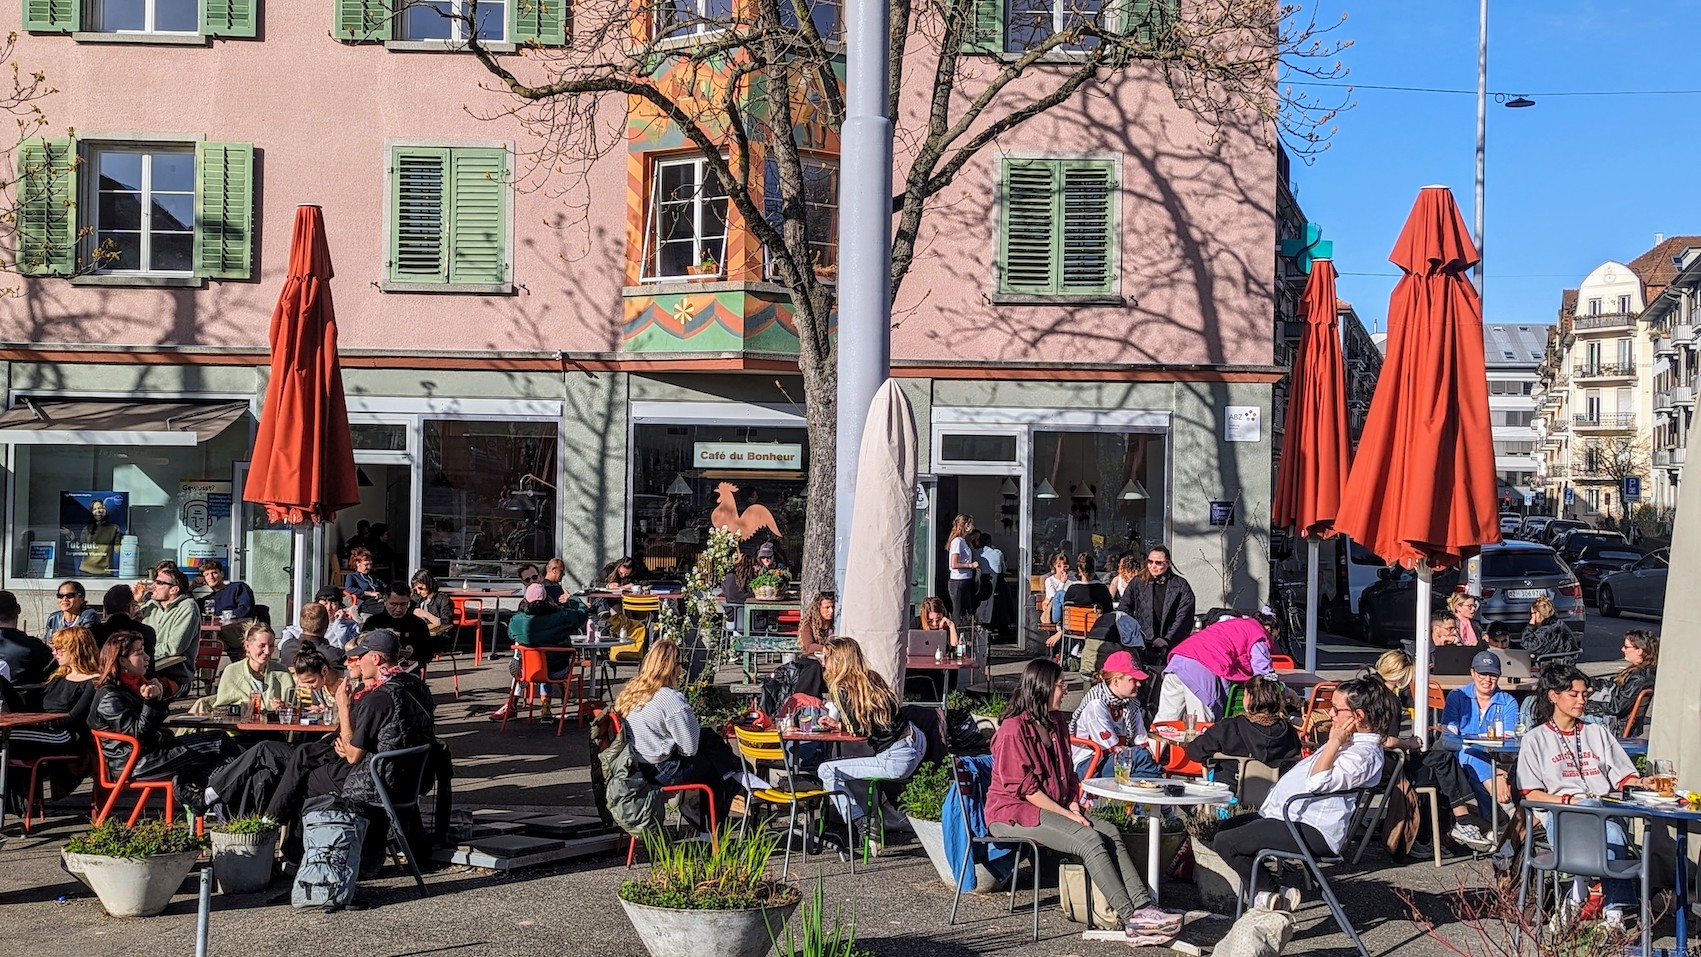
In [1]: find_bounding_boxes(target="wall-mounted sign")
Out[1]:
[1225,406,1261,443]
[694,442,804,470]
[1209,500,1236,527]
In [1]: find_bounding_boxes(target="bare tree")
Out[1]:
[1583,434,1651,525]
[0,31,69,289]
[366,0,1351,596]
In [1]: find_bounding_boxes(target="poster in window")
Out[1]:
[178,481,232,571]
[60,491,129,577]
[26,542,55,579]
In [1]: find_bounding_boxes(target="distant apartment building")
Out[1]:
[1640,244,1701,513]
[1337,300,1382,452]
[1484,324,1545,507]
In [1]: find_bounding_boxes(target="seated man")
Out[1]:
[0,590,54,684]
[279,604,346,669]
[200,559,257,656]
[359,583,435,670]
[1438,650,1519,818]
[281,587,360,651]
[1208,676,1393,911]
[1430,614,1461,647]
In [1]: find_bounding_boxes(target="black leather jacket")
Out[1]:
[89,683,173,780]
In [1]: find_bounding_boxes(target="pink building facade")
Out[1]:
[1,2,1279,635]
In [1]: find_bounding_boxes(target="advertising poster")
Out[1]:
[26,542,55,579]
[60,491,129,577]
[178,480,232,570]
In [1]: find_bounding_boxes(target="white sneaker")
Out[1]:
[1449,822,1494,852]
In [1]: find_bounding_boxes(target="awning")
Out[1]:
[0,400,249,446]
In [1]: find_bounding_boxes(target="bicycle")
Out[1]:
[1270,581,1306,662]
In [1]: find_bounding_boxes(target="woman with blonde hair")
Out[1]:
[6,626,102,807]
[1445,591,1485,646]
[945,514,979,623]
[1372,648,1414,698]
[211,621,294,709]
[1520,595,1580,663]
[815,637,922,854]
[612,640,738,830]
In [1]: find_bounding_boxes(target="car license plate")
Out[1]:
[1506,588,1548,600]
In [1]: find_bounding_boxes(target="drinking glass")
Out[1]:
[1113,750,1132,786]
[1651,759,1677,796]
[1183,713,1198,736]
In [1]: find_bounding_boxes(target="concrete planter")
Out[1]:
[62,850,200,918]
[908,815,1002,892]
[209,830,278,895]
[1190,839,1242,915]
[619,896,799,957]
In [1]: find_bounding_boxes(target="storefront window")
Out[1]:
[1029,430,1166,575]
[631,423,808,576]
[420,419,558,575]
[10,424,251,582]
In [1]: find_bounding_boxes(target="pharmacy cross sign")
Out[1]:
[1280,222,1333,275]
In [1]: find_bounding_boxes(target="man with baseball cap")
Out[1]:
[1440,650,1521,817]
[1067,650,1163,780]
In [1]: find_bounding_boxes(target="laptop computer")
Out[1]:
[1431,645,1478,675]
[905,629,948,659]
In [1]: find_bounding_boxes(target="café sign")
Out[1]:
[693,442,804,470]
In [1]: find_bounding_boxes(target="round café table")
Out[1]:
[1079,776,1232,903]
[0,712,70,835]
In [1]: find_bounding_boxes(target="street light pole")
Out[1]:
[1474,0,1487,294]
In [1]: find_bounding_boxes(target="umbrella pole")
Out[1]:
[1414,565,1433,750]
[1304,538,1320,673]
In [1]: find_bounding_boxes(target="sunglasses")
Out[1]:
[57,592,81,599]
[520,574,538,583]
[153,579,177,587]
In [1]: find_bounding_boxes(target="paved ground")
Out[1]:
[0,608,1674,957]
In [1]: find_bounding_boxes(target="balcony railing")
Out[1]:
[1655,448,1688,469]
[1573,362,1636,379]
[1675,386,1696,407]
[1656,336,1678,358]
[1657,388,1675,411]
[1573,412,1636,429]
[1573,312,1636,332]
[1675,322,1696,342]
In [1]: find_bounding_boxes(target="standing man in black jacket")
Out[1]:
[1116,545,1196,712]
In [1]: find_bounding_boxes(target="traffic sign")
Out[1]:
[1624,476,1642,502]
[1563,488,1575,505]
[1534,490,1547,506]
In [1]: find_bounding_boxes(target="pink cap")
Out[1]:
[524,582,548,603]
[1101,650,1148,680]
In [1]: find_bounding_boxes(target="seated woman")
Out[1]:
[1516,665,1643,932]
[986,658,1182,946]
[210,622,295,710]
[1155,613,1278,723]
[491,582,583,723]
[409,570,455,635]
[918,596,959,648]
[1521,596,1580,664]
[1587,630,1657,734]
[1446,591,1485,646]
[89,631,237,816]
[1069,650,1163,780]
[796,592,835,658]
[612,639,739,831]
[1184,675,1300,792]
[6,625,102,809]
[815,637,924,855]
[1045,553,1116,661]
[1040,552,1071,635]
[342,547,386,615]
[1210,676,1394,911]
[289,646,344,711]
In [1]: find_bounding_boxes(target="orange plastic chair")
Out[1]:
[1269,654,1297,670]
[500,646,584,736]
[1622,688,1653,737]
[608,713,719,867]
[6,753,80,833]
[1069,736,1108,780]
[1150,720,1212,777]
[449,596,486,663]
[1058,606,1100,665]
[90,730,177,826]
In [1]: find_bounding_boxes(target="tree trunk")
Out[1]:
[798,348,837,603]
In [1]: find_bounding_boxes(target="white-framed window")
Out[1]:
[95,0,198,33]
[642,155,728,281]
[1005,0,1109,53]
[399,0,508,41]
[1618,294,1632,314]
[778,0,842,40]
[763,154,839,279]
[1587,298,1602,316]
[653,0,734,38]
[91,147,195,276]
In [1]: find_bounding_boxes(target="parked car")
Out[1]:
[1499,514,1523,536]
[1597,547,1669,619]
[1356,542,1585,648]
[1541,520,1589,547]
[1570,544,1647,605]
[1554,529,1628,565]
[1516,516,1555,542]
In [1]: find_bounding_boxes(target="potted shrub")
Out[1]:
[618,825,800,957]
[946,692,1008,740]
[1182,804,1247,915]
[61,819,208,918]
[897,761,1001,892]
[770,873,870,957]
[750,570,788,601]
[207,815,279,894]
[1087,802,1186,880]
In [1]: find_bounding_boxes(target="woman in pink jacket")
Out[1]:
[1154,613,1278,722]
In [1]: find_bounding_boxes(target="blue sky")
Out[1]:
[1288,1,1701,333]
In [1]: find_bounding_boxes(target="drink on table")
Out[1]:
[1113,751,1131,786]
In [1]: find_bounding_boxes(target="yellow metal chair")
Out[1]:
[609,594,660,664]
[732,725,854,878]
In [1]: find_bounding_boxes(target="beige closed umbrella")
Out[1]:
[1648,405,1701,779]
[837,379,919,690]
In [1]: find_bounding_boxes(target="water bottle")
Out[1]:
[117,535,140,579]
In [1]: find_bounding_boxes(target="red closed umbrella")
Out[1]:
[1272,258,1349,670]
[244,206,359,524]
[1334,187,1499,744]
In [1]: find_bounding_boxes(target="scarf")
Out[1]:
[1068,682,1139,741]
[119,672,147,694]
[352,664,404,701]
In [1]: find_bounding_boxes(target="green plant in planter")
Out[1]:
[1179,803,1252,843]
[945,691,1008,717]
[897,761,951,822]
[687,683,748,728]
[749,570,790,592]
[66,819,208,859]
[620,825,800,911]
[1089,802,1187,835]
[208,815,278,835]
[770,873,871,957]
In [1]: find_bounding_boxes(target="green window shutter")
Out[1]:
[15,137,77,277]
[22,0,79,33]
[202,0,258,38]
[960,0,1003,53]
[1058,161,1114,294]
[334,0,390,41]
[193,141,254,279]
[447,147,509,284]
[1122,0,1174,45]
[510,0,567,45]
[391,147,450,283]
[999,161,1055,293]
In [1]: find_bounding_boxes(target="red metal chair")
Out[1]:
[192,637,226,697]
[1269,654,1297,670]
[500,646,584,736]
[1150,720,1213,777]
[1069,736,1108,780]
[90,730,177,826]
[6,753,81,833]
[449,596,486,663]
[776,610,802,635]
[608,713,719,867]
